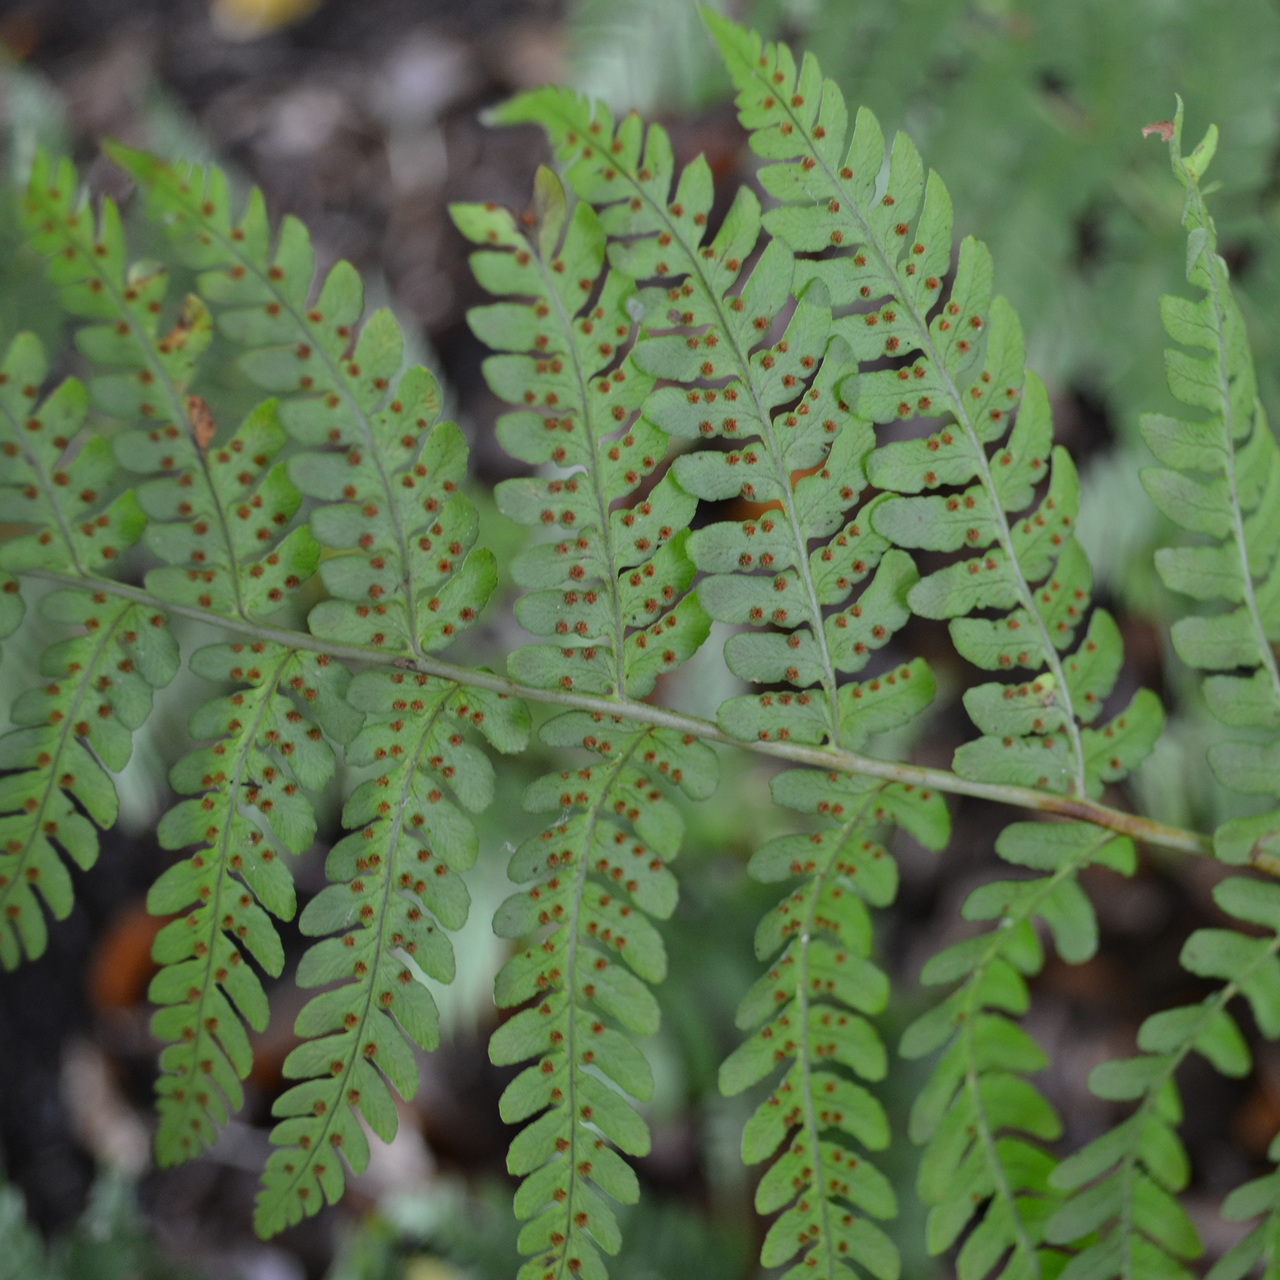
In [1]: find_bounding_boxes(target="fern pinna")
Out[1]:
[901,821,1134,1280]
[1137,105,1280,867]
[3,11,1280,1278]
[0,325,169,968]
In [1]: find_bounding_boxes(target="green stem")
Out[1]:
[21,565,1213,858]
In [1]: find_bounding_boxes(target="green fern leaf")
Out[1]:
[149,642,360,1165]
[490,718,713,1280]
[901,821,1131,1280]
[1137,102,1280,860]
[254,669,528,1236]
[0,330,171,966]
[1046,875,1280,1280]
[105,144,495,660]
[705,13,1161,801]
[22,149,321,625]
[452,166,709,699]
[722,753,948,1280]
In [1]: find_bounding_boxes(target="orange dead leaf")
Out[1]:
[187,395,217,450]
[157,294,203,355]
[1142,120,1175,142]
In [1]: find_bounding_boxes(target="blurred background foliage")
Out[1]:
[0,1,1279,1278]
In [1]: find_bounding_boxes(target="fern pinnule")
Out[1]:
[721,757,948,1280]
[1138,104,1280,866]
[254,671,528,1236]
[453,166,708,700]
[0,331,174,967]
[489,718,715,1280]
[1045,875,1280,1280]
[707,14,1162,802]
[901,821,1132,1280]
[106,145,496,661]
[148,643,361,1165]
[1206,1134,1280,1280]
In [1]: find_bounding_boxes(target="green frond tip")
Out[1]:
[491,717,707,1279]
[254,673,526,1238]
[1141,87,1280,810]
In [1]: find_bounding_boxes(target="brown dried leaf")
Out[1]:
[1142,120,1175,143]
[187,395,216,450]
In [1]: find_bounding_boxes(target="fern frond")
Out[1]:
[452,165,709,700]
[704,14,1163,800]
[0,331,172,966]
[1045,875,1280,1280]
[19,152,317,622]
[900,821,1131,1280]
[721,750,949,1280]
[106,144,495,660]
[490,717,715,1280]
[1135,105,1280,864]
[254,669,528,1236]
[148,642,361,1166]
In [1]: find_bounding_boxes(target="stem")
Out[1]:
[22,566,1213,858]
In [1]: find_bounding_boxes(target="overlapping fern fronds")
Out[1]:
[707,13,1162,803]
[0,14,1274,1277]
